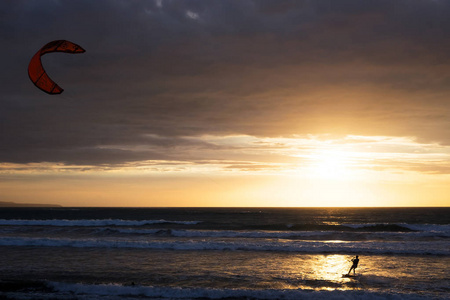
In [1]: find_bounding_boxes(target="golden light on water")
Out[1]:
[279,254,445,292]
[286,254,369,291]
[272,254,363,291]
[310,255,353,284]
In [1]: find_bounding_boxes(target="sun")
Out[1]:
[308,149,354,180]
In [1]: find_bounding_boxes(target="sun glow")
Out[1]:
[3,134,450,207]
[307,149,356,180]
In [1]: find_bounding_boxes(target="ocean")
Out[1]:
[0,207,448,299]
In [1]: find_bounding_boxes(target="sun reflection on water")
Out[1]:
[291,254,364,291]
[248,252,443,292]
[315,255,348,276]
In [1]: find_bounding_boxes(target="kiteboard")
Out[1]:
[342,274,358,278]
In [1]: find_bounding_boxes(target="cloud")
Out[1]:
[1,0,450,166]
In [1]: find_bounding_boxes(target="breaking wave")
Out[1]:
[0,280,442,300]
[0,236,448,255]
[46,281,450,299]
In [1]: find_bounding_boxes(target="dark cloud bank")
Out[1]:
[1,0,450,166]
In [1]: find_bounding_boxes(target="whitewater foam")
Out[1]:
[44,281,440,300]
[0,236,448,255]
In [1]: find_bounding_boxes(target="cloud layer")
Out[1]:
[1,0,450,166]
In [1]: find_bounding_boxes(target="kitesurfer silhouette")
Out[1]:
[348,255,359,275]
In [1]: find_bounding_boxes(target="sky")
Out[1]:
[1,0,450,207]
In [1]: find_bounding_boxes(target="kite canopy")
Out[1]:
[28,40,85,95]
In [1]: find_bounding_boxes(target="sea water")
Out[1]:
[0,207,448,299]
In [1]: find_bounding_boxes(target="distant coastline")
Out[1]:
[0,201,62,208]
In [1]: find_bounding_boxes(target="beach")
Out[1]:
[0,207,448,299]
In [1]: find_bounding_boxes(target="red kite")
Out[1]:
[28,40,85,94]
